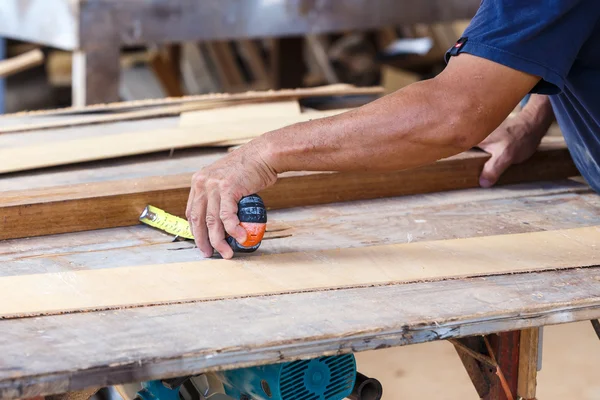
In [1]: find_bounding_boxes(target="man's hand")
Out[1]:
[186,140,277,259]
[477,94,554,188]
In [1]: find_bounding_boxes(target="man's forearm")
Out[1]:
[258,80,493,174]
[257,79,467,174]
[257,56,538,175]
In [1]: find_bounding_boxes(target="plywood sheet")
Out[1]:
[1,226,598,319]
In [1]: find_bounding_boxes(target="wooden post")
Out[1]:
[517,328,540,400]
[455,330,536,400]
[76,6,121,106]
[72,45,120,106]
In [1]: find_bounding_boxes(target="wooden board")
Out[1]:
[1,181,600,399]
[178,100,301,126]
[1,84,382,118]
[0,99,302,134]
[0,226,598,319]
[0,109,346,174]
[2,266,600,399]
[0,139,579,240]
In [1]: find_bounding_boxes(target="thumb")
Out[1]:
[480,152,513,188]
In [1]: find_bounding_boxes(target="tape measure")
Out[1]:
[139,195,267,253]
[139,205,194,240]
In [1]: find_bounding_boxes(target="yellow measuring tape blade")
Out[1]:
[139,205,194,240]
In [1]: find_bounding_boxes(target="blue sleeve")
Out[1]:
[446,0,600,94]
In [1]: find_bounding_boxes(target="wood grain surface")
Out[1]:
[0,108,347,174]
[0,138,579,240]
[1,180,599,399]
[1,84,382,118]
[1,226,598,319]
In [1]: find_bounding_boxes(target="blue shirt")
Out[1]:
[446,0,600,192]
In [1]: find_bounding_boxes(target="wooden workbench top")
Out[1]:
[1,179,600,398]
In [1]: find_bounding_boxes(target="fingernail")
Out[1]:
[479,178,492,188]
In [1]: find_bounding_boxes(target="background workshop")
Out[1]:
[0,1,599,400]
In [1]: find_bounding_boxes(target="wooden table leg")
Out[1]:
[72,45,120,106]
[453,328,539,400]
[517,328,540,400]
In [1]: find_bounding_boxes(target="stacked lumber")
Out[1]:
[0,85,579,241]
[1,225,599,318]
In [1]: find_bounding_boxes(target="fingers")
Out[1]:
[220,195,247,244]
[206,189,234,259]
[480,151,513,188]
[187,177,212,257]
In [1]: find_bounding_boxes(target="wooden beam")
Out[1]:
[0,139,579,240]
[517,327,539,400]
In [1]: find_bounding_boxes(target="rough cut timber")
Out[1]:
[0,226,598,319]
[0,139,579,240]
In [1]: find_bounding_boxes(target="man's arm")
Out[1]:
[187,54,540,258]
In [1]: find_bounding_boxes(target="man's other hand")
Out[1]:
[186,140,277,259]
[477,94,554,188]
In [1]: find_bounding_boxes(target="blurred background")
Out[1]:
[0,17,469,113]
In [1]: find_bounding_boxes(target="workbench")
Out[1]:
[0,0,479,106]
[0,92,599,400]
[0,87,600,400]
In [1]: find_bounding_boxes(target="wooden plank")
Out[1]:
[0,109,346,174]
[0,182,593,279]
[0,139,579,240]
[0,49,44,78]
[2,182,595,277]
[517,328,539,399]
[0,84,382,119]
[3,266,599,399]
[0,98,302,134]
[179,101,301,126]
[0,226,599,319]
[1,102,220,134]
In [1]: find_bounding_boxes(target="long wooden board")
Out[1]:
[0,109,345,174]
[0,226,598,319]
[0,139,580,240]
[0,99,302,134]
[1,84,382,119]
